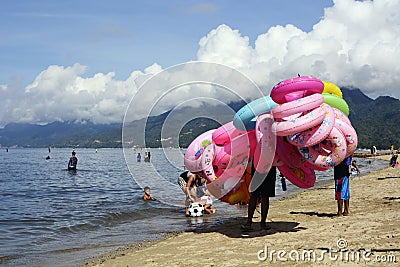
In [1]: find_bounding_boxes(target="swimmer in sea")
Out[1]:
[142,186,155,201]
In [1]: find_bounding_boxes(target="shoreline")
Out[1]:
[83,156,399,266]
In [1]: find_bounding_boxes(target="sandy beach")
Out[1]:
[84,157,399,266]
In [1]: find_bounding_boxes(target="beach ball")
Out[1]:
[188,202,204,217]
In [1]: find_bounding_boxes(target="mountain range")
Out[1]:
[0,88,399,149]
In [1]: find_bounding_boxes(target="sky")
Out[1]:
[1,0,399,126]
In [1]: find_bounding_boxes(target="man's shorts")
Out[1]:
[252,170,276,198]
[335,176,350,200]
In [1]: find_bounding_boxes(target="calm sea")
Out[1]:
[0,148,388,266]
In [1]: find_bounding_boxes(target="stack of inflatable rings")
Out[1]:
[183,76,357,205]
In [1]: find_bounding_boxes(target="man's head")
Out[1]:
[72,151,76,156]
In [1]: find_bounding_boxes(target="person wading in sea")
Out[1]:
[68,151,78,170]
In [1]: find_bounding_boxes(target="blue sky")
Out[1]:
[0,0,333,83]
[1,0,399,125]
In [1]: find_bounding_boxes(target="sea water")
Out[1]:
[0,148,388,266]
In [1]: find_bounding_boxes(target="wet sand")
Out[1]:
[84,162,399,266]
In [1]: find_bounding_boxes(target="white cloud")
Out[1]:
[197,0,400,98]
[198,24,252,69]
[0,63,142,126]
[1,0,399,126]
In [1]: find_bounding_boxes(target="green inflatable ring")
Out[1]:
[322,93,349,116]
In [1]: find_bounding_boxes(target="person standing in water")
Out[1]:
[144,152,150,162]
[68,151,78,170]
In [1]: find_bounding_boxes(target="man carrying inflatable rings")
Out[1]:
[241,163,277,231]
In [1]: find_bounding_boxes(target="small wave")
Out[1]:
[46,243,122,255]
[0,218,56,224]
[55,206,178,234]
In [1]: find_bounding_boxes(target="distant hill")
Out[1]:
[0,89,399,149]
[0,121,122,148]
[344,88,400,149]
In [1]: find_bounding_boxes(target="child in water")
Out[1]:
[142,186,155,201]
[351,160,361,175]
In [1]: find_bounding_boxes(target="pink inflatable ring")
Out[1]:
[184,129,215,172]
[271,76,324,104]
[298,126,347,169]
[278,164,316,189]
[287,103,335,147]
[271,93,324,119]
[212,121,245,147]
[272,105,326,136]
[253,114,276,175]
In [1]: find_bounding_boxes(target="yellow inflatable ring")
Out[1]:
[323,81,342,98]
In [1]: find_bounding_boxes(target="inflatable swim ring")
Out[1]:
[207,131,257,198]
[322,81,342,98]
[333,107,351,126]
[276,137,303,168]
[184,129,215,172]
[253,113,276,174]
[298,126,347,169]
[270,76,324,104]
[278,164,316,189]
[212,130,256,177]
[212,121,245,147]
[217,165,252,205]
[334,118,358,157]
[272,153,284,166]
[201,144,217,181]
[271,93,324,119]
[304,161,329,171]
[233,96,277,131]
[322,93,350,116]
[272,105,326,136]
[287,103,335,147]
